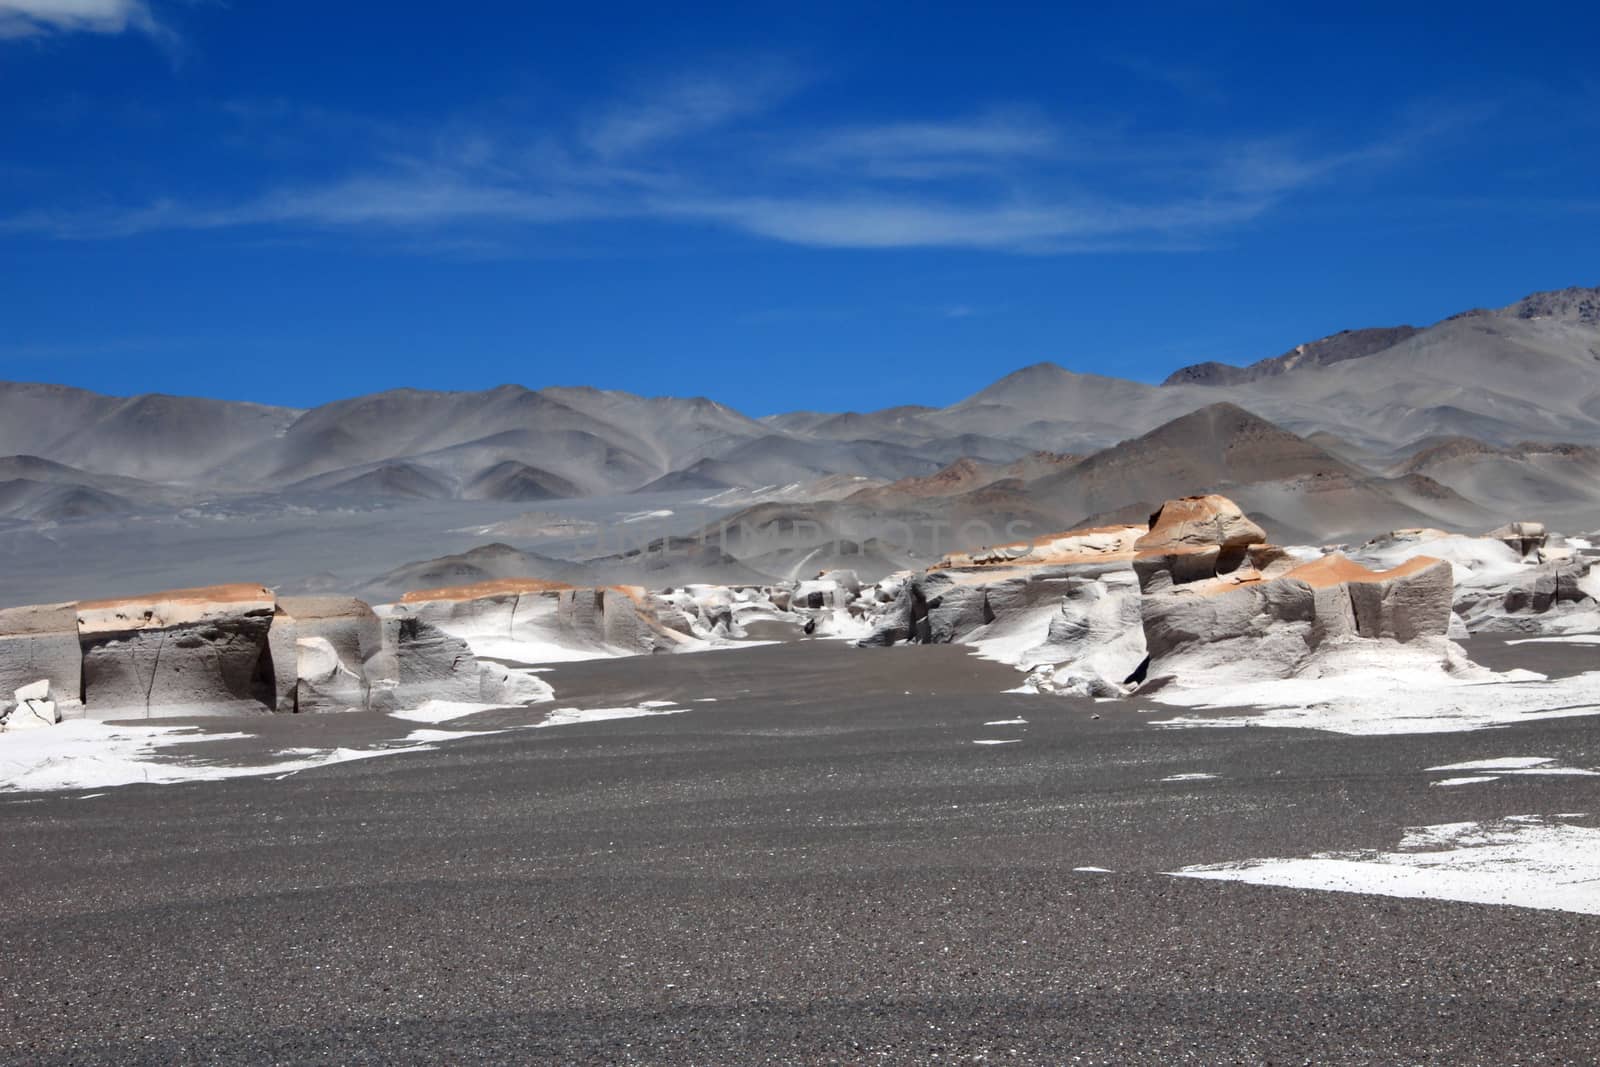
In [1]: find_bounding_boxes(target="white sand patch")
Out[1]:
[1160,773,1219,782]
[973,738,1020,746]
[1172,815,1600,915]
[534,705,688,728]
[1506,766,1600,776]
[1427,757,1600,777]
[1507,634,1600,646]
[0,721,433,793]
[402,728,505,743]
[461,635,626,665]
[389,701,505,724]
[1429,757,1555,771]
[984,718,1029,726]
[1432,776,1499,787]
[1150,670,1600,736]
[967,604,1058,667]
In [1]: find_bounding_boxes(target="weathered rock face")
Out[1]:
[1488,521,1548,562]
[933,525,1144,572]
[1132,496,1278,594]
[373,612,553,710]
[649,584,793,641]
[1134,497,1456,685]
[0,580,577,722]
[1501,560,1592,615]
[557,587,670,654]
[276,597,385,714]
[859,523,1149,691]
[0,602,82,716]
[1352,527,1600,634]
[1020,570,1147,678]
[76,585,280,719]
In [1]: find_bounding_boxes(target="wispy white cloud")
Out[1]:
[654,191,1271,252]
[0,65,1491,254]
[0,0,168,41]
[796,112,1060,179]
[581,61,807,159]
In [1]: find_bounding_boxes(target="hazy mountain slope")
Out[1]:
[218,386,659,489]
[0,385,301,483]
[0,283,1596,536]
[1163,326,1421,386]
[846,452,1080,508]
[386,428,658,498]
[0,479,134,522]
[539,386,769,470]
[1397,439,1600,524]
[1233,311,1600,447]
[636,434,947,492]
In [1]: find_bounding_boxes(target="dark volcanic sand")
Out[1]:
[2,641,1599,1064]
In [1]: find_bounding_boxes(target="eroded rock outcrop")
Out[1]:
[76,584,280,720]
[1488,521,1547,562]
[860,524,1148,690]
[275,597,386,714]
[1352,526,1600,634]
[1136,496,1456,686]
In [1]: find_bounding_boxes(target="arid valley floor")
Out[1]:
[4,636,1600,1063]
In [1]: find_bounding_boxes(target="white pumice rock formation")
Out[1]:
[1351,526,1600,634]
[76,584,281,720]
[275,596,385,714]
[1487,521,1548,561]
[371,611,553,710]
[1135,496,1460,688]
[858,524,1149,690]
[787,571,873,639]
[1,679,60,731]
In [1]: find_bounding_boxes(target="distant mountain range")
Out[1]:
[2,285,1598,558]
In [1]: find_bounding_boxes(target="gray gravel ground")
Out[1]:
[2,641,1599,1064]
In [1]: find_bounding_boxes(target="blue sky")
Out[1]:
[3,1,1597,414]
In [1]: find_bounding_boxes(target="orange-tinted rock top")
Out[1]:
[400,578,573,604]
[78,583,274,611]
[1282,552,1445,589]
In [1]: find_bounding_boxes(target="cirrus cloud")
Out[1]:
[0,0,165,39]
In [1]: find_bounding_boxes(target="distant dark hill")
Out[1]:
[360,543,597,603]
[0,479,134,522]
[1019,402,1357,519]
[292,462,456,501]
[463,461,583,502]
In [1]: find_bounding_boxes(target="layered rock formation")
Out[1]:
[1134,496,1456,686]
[857,494,1485,697]
[862,524,1149,691]
[1347,524,1600,634]
[394,578,703,664]
[274,597,386,714]
[76,584,281,720]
